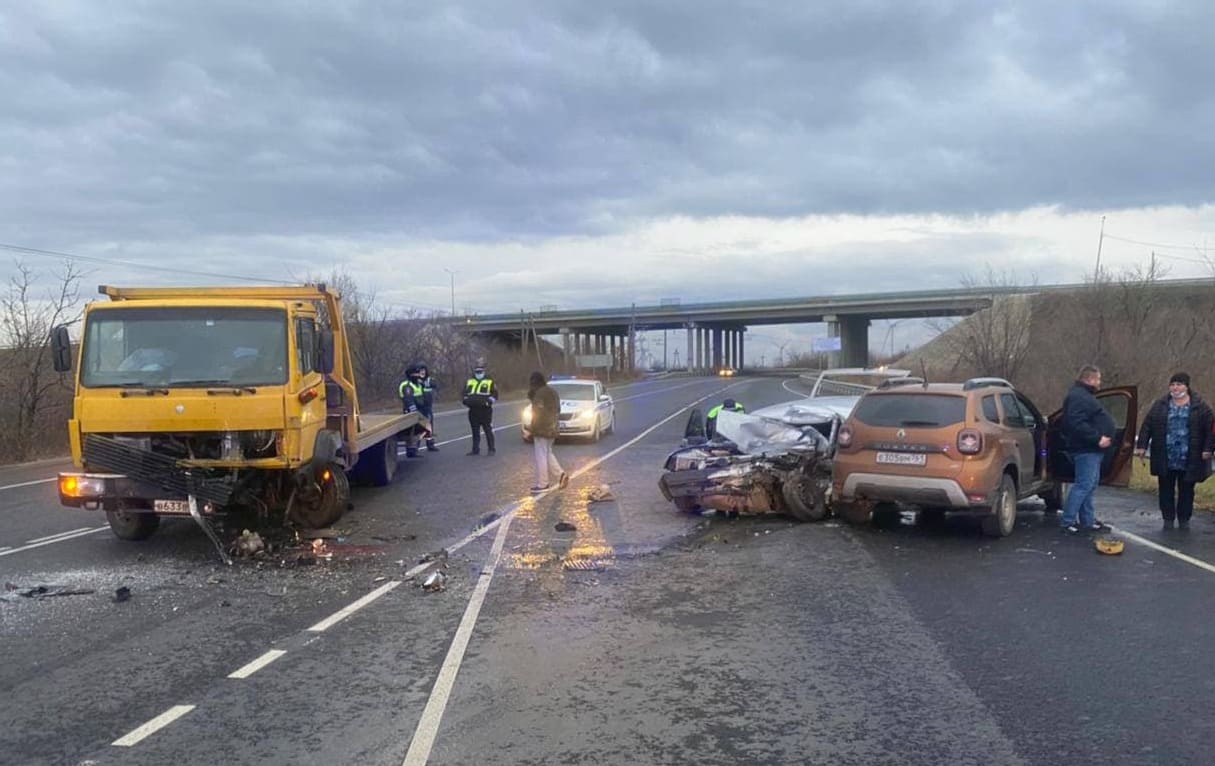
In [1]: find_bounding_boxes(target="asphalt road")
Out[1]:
[2,375,1214,765]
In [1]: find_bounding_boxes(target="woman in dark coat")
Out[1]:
[1134,372,1215,529]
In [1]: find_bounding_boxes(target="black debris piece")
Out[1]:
[554,521,577,532]
[113,586,131,603]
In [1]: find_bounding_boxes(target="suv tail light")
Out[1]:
[957,428,983,455]
[838,425,853,448]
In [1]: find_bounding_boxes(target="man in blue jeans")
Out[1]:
[1060,364,1115,533]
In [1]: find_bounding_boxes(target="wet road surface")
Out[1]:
[2,374,1214,765]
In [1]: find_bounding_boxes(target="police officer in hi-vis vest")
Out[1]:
[463,361,499,455]
[706,398,745,438]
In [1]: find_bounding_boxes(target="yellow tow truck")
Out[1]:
[50,284,421,543]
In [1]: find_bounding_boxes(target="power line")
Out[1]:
[1103,233,1211,257]
[0,240,457,314]
[0,242,298,285]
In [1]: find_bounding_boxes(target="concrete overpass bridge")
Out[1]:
[455,278,1211,372]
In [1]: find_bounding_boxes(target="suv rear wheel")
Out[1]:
[981,475,1017,537]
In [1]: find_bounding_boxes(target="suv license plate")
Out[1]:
[153,499,189,513]
[875,452,926,466]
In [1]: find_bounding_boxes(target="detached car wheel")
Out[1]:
[982,475,1017,537]
[106,509,160,541]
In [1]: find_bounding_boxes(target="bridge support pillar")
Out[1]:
[685,323,695,374]
[737,330,745,371]
[825,315,870,368]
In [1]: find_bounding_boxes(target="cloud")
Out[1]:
[1,0,1213,364]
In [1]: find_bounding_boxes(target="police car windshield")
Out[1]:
[551,383,596,401]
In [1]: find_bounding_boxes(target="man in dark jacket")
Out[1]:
[1060,364,1116,533]
[1134,372,1214,529]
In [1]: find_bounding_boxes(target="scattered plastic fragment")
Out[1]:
[554,521,577,532]
[113,586,131,603]
[1,584,95,601]
[587,484,615,503]
[422,571,447,592]
[235,530,264,557]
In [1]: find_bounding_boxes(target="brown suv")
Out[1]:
[831,377,1137,537]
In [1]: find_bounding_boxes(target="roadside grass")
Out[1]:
[1128,458,1215,511]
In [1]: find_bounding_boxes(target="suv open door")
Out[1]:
[1046,386,1138,487]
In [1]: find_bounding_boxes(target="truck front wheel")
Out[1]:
[291,465,351,528]
[106,509,161,541]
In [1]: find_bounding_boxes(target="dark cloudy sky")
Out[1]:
[2,1,1213,357]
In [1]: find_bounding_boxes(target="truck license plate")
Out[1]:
[153,499,189,513]
[875,452,926,466]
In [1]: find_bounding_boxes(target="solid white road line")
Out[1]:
[401,513,515,766]
[781,377,813,396]
[307,580,402,633]
[25,526,92,544]
[227,649,288,679]
[1109,525,1215,576]
[0,477,56,492]
[0,526,107,558]
[111,705,196,747]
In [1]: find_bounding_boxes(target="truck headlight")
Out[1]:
[522,405,533,426]
[59,474,107,498]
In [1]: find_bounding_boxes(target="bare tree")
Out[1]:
[939,268,1036,381]
[0,259,83,461]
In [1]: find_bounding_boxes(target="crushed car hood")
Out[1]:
[713,409,830,456]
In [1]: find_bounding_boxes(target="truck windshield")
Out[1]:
[80,307,289,388]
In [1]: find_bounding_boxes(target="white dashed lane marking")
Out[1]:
[111,705,196,747]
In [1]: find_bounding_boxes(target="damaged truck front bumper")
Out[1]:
[58,472,215,516]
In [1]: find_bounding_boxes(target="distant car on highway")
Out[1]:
[717,366,737,377]
[522,377,616,443]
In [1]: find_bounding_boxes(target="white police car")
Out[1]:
[522,377,615,443]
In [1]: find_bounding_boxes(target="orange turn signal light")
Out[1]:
[60,476,79,496]
[298,388,319,404]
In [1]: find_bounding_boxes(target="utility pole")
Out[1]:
[1093,215,1105,280]
[443,268,457,316]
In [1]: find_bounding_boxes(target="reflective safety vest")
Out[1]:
[465,377,494,395]
[707,402,745,420]
[399,379,424,399]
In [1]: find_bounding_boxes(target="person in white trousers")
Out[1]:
[527,371,569,493]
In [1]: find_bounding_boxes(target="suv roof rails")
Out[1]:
[877,376,925,389]
[962,377,1015,391]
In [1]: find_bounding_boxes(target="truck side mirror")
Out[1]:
[316,329,335,374]
[50,326,72,372]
